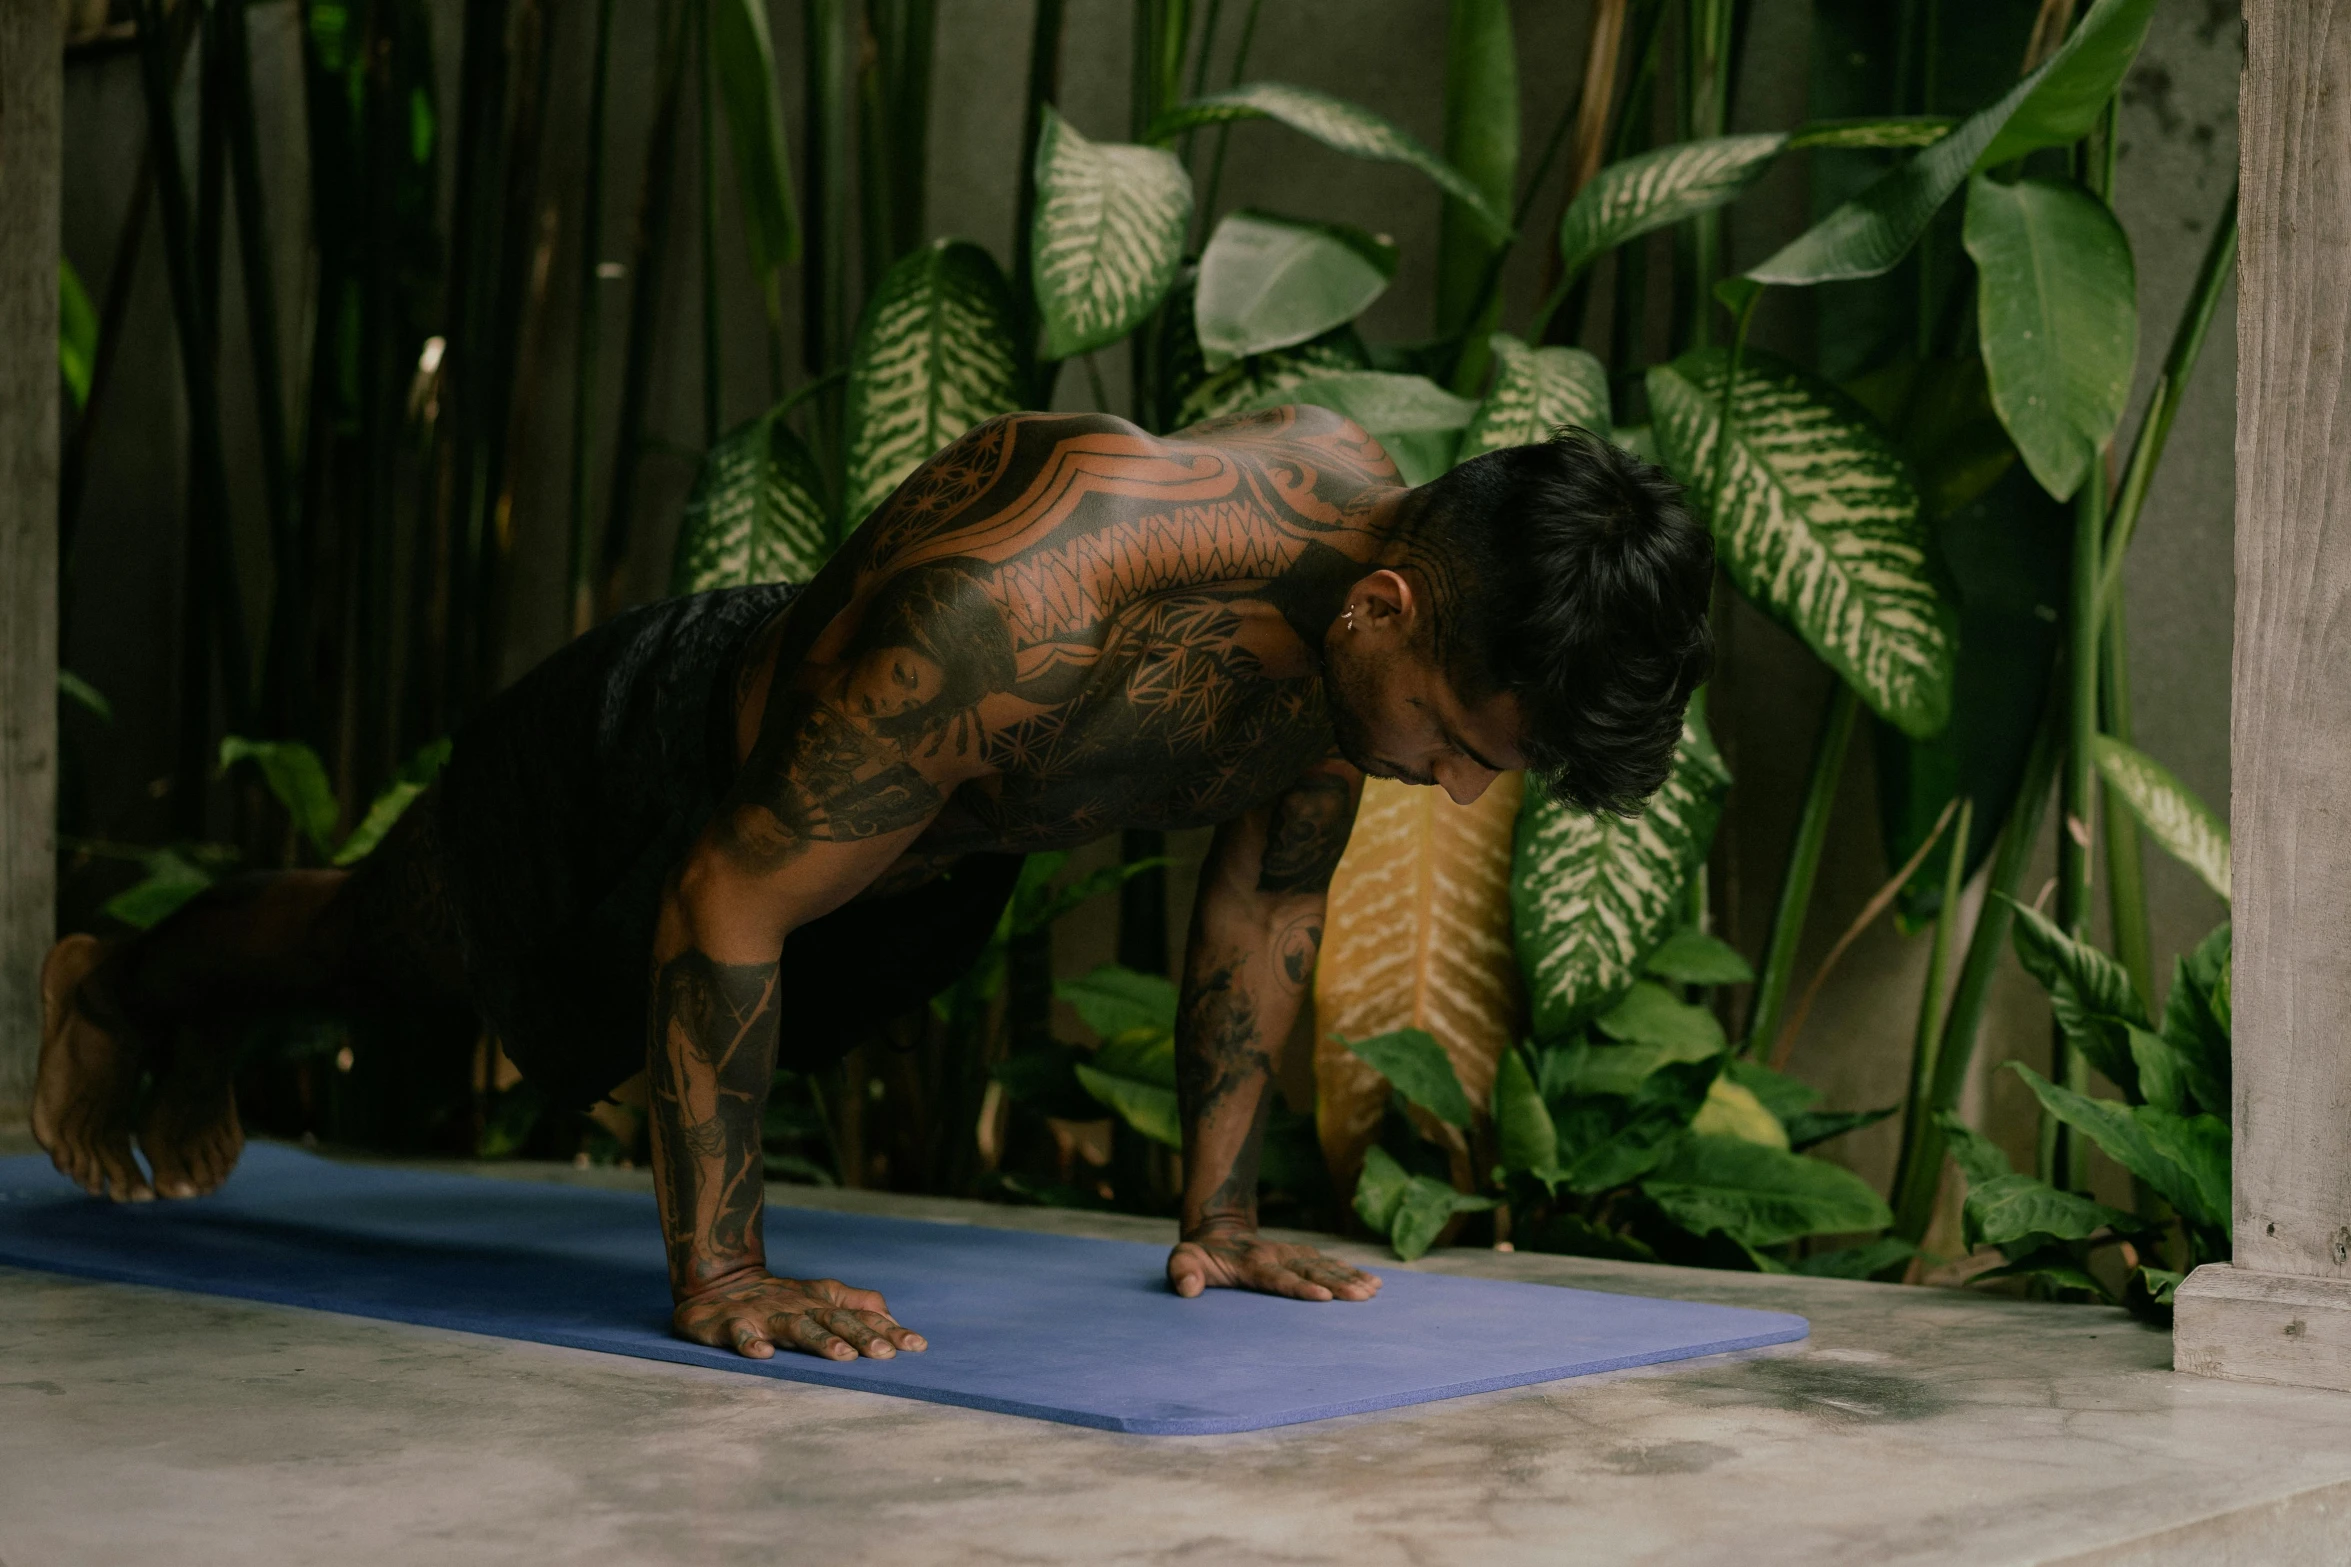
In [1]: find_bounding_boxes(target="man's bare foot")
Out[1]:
[32,935,154,1202]
[139,1030,244,1199]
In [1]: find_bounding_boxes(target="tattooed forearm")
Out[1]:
[1175,952,1277,1233]
[647,950,781,1297]
[1273,911,1324,990]
[1257,772,1354,894]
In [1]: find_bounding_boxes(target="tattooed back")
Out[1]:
[726,407,1405,873]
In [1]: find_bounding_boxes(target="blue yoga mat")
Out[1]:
[0,1143,1805,1434]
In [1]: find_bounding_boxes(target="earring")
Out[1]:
[1344,606,1356,631]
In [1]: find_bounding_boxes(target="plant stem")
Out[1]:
[568,0,618,638]
[1194,0,1263,242]
[698,0,722,444]
[1889,703,2058,1243]
[1892,793,1973,1204]
[802,0,850,427]
[1010,0,1066,378]
[1743,681,1859,1055]
[2100,598,2155,1004]
[2096,182,2237,621]
[1677,0,1735,353]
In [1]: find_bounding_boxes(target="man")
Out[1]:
[33,407,1713,1364]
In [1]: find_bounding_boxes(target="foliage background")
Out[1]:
[55,0,2239,1249]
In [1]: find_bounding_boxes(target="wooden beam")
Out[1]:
[2175,0,2351,1390]
[0,1,62,1117]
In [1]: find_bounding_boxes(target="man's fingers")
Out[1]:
[728,1320,777,1360]
[1167,1244,1211,1298]
[1296,1256,1380,1299]
[811,1277,890,1316]
[1254,1263,1335,1302]
[858,1310,927,1352]
[780,1313,857,1361]
[818,1308,896,1359]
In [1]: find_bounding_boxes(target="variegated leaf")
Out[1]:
[1649,347,1955,738]
[1316,773,1526,1196]
[1148,81,1509,237]
[1784,117,1955,150]
[670,409,832,593]
[1513,715,1732,1040]
[1458,333,1610,458]
[1170,329,1368,430]
[1236,370,1475,486]
[2094,736,2230,902]
[845,239,1024,527]
[1557,134,1787,285]
[1031,106,1192,360]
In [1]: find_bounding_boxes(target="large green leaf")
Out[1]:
[671,409,832,592]
[1643,928,1754,987]
[1965,175,2137,501]
[1346,1028,1474,1129]
[1390,1176,1496,1261]
[1557,134,1788,285]
[1594,981,1727,1057]
[1075,1026,1182,1148]
[334,738,453,866]
[1963,1172,2139,1252]
[1148,82,1509,237]
[1235,370,1475,486]
[1168,322,1369,430]
[1748,0,2159,286]
[709,0,799,277]
[1640,1135,1892,1248]
[2160,924,2232,1117]
[60,259,96,410]
[1030,106,1192,360]
[1457,334,1609,458]
[2095,736,2230,903]
[1194,210,1396,370]
[1649,348,1956,738]
[1492,1048,1559,1176]
[1784,117,1955,150]
[219,737,339,861]
[102,847,217,931]
[2010,1063,2231,1235]
[1513,715,1731,1039]
[845,239,1024,527]
[1434,0,1517,341]
[1691,1076,1791,1150]
[1540,1035,1719,1100]
[1056,963,1179,1040]
[2005,897,2149,1098]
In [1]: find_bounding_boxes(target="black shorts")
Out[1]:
[427,584,1021,1109]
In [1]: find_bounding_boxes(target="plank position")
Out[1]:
[32,408,1713,1362]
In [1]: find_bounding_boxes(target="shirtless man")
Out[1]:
[32,408,1713,1364]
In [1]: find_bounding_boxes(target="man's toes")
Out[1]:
[99,1145,153,1202]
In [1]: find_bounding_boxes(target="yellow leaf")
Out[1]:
[1314,772,1526,1196]
[1691,1077,1790,1149]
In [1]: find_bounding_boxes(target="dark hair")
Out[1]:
[1396,425,1713,816]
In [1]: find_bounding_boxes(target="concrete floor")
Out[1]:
[4,1144,2349,1566]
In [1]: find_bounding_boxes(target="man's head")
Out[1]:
[1322,425,1714,814]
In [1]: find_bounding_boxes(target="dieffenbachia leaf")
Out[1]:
[1649,347,1956,738]
[1148,81,1509,237]
[1643,928,1754,986]
[2160,924,2232,1117]
[845,239,1024,527]
[1492,1048,1559,1178]
[2004,895,2150,1099]
[1513,714,1731,1039]
[2010,1063,2231,1237]
[1639,1135,1892,1248]
[2094,735,2230,902]
[1457,333,1610,457]
[1030,105,1192,360]
[1557,134,1787,285]
[1747,0,2159,286]
[1194,209,1395,369]
[671,408,832,592]
[1783,117,1955,150]
[1236,370,1476,486]
[1965,174,2137,501]
[1690,1076,1789,1150]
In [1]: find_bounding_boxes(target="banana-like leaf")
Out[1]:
[845,239,1024,527]
[1148,81,1509,237]
[1649,348,1955,738]
[709,0,799,276]
[1748,0,2158,286]
[1194,209,1396,370]
[2095,735,2230,902]
[671,409,832,592]
[1236,370,1475,486]
[1639,1135,1893,1248]
[1315,773,1526,1195]
[1965,175,2137,501]
[60,259,96,409]
[1557,134,1787,286]
[1435,0,1517,341]
[1513,715,1731,1040]
[1457,334,1610,458]
[1030,105,1192,360]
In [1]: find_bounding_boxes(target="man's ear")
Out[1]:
[1353,568,1415,627]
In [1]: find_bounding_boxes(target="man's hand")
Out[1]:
[1168,1224,1382,1303]
[673,1271,929,1361]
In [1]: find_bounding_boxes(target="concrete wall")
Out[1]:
[57,2,2243,1223]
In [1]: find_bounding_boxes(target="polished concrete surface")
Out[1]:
[3,1144,2348,1566]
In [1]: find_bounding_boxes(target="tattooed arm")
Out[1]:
[650,565,1008,1361]
[1167,757,1383,1304]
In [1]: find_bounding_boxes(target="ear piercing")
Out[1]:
[1344,606,1356,631]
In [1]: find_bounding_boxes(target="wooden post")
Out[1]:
[0,3,62,1120]
[2174,1,2351,1390]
